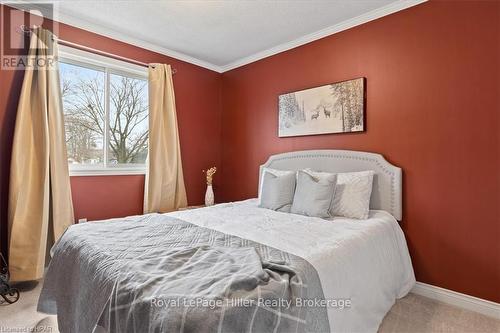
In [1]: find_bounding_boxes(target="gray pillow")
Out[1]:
[291,170,337,218]
[258,171,296,212]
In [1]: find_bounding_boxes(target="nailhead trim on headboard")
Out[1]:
[262,150,402,220]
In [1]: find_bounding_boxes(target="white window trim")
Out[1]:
[69,167,147,177]
[59,45,148,78]
[59,45,149,177]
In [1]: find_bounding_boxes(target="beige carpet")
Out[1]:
[0,281,58,332]
[1,281,499,333]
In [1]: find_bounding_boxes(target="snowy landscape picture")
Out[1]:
[278,78,365,137]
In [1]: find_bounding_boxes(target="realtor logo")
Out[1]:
[1,2,58,70]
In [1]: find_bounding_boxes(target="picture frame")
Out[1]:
[278,77,366,137]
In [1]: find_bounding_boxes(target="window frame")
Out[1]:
[59,45,149,177]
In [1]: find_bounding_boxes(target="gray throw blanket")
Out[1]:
[38,214,329,333]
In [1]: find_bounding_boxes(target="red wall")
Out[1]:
[220,1,499,302]
[70,176,146,221]
[0,5,222,256]
[1,1,499,303]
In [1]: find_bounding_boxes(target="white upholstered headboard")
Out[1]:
[259,150,403,220]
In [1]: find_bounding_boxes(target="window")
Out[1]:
[59,46,148,176]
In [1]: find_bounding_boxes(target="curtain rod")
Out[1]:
[19,25,177,74]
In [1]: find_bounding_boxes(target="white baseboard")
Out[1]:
[411,282,500,320]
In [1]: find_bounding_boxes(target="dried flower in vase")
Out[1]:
[203,167,217,185]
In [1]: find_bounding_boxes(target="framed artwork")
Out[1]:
[278,77,365,137]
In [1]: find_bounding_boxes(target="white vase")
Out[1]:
[205,184,214,206]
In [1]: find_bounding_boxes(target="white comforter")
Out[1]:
[168,199,415,333]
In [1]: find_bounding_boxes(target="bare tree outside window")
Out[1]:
[60,61,148,169]
[109,73,148,165]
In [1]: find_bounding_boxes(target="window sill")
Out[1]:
[69,168,147,177]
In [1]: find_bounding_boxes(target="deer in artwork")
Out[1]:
[311,110,320,120]
[323,108,331,118]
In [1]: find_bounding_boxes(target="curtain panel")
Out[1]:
[144,64,187,213]
[8,28,74,281]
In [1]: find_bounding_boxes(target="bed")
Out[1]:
[38,149,415,333]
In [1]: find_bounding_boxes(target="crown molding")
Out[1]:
[219,0,427,72]
[3,0,223,72]
[4,0,427,73]
[53,12,224,73]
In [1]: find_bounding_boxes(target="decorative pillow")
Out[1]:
[331,170,375,219]
[302,168,338,212]
[290,170,337,218]
[258,168,295,201]
[258,171,296,212]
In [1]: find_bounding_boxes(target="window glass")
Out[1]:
[60,62,105,167]
[108,73,148,167]
[59,59,148,173]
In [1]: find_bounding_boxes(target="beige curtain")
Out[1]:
[144,64,187,213]
[8,28,74,281]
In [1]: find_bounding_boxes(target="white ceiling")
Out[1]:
[13,0,425,72]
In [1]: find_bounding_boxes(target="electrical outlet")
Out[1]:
[78,218,87,223]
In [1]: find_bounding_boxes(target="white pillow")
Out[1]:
[331,170,375,219]
[258,168,296,203]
